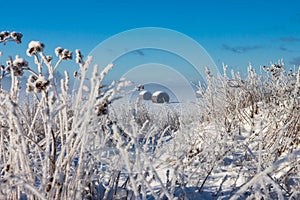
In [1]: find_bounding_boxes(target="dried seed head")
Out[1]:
[27,41,45,56]
[6,60,12,66]
[55,47,63,56]
[26,75,51,93]
[5,56,28,76]
[28,74,38,83]
[61,49,72,60]
[35,77,50,91]
[26,84,34,93]
[74,71,78,78]
[55,47,72,60]
[205,67,211,76]
[10,31,22,44]
[75,49,83,63]
[45,184,51,192]
[45,55,52,63]
[1,31,9,37]
[13,56,28,67]
[0,31,9,42]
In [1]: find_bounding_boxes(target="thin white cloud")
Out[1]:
[279,36,300,42]
[289,57,300,66]
[222,44,263,53]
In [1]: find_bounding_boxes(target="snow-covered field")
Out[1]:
[0,33,300,199]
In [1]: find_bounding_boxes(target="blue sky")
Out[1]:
[1,0,300,76]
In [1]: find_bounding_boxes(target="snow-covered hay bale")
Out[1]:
[152,91,169,103]
[139,90,152,100]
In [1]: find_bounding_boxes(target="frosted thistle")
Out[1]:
[5,55,29,76]
[29,74,38,83]
[35,76,50,93]
[55,47,72,60]
[26,41,45,56]
[26,75,50,93]
[45,55,53,63]
[0,31,23,44]
[10,31,23,44]
[55,47,63,56]
[0,31,10,42]
[13,55,28,67]
[75,49,83,64]
[73,71,78,78]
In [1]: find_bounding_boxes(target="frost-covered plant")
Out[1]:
[0,31,22,44]
[188,61,300,199]
[1,30,300,200]
[0,32,132,199]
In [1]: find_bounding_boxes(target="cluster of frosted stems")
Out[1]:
[55,47,72,60]
[26,74,50,93]
[26,41,45,56]
[0,31,23,44]
[1,55,28,77]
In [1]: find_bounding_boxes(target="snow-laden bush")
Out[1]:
[0,33,133,199]
[188,62,300,199]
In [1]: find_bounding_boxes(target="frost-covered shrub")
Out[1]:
[0,32,132,199]
[189,62,300,199]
